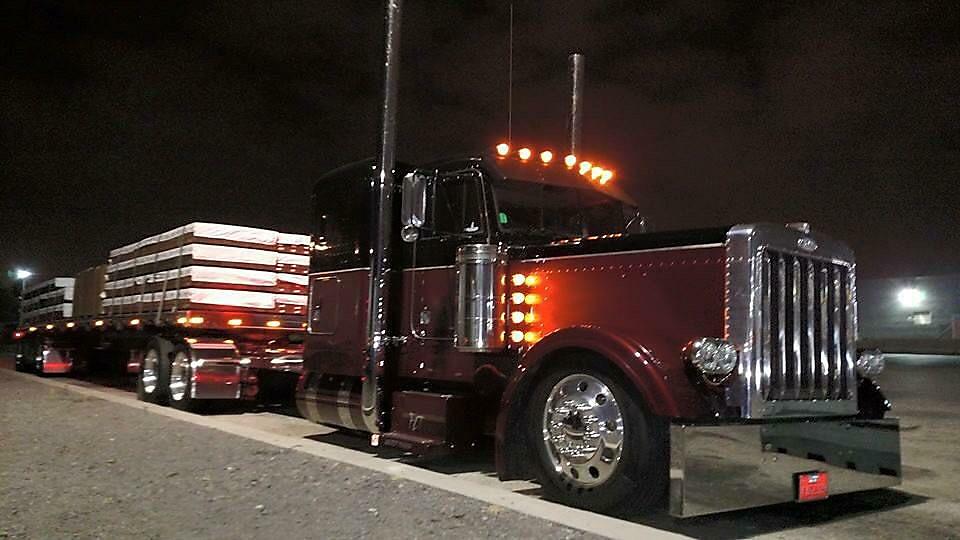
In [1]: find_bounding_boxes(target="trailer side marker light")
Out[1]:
[266,320,282,328]
[129,319,141,326]
[518,147,532,161]
[188,316,204,325]
[540,150,553,164]
[511,292,526,305]
[511,273,526,286]
[564,154,577,168]
[496,143,510,156]
[510,330,525,343]
[66,322,75,328]
[94,320,104,327]
[176,317,188,324]
[227,318,243,326]
[511,311,526,324]
[45,324,54,330]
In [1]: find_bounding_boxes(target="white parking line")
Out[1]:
[6,370,689,540]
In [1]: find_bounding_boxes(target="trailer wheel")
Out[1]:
[169,346,205,413]
[137,347,164,403]
[527,361,667,513]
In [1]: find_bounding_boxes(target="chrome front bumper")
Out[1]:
[670,418,901,517]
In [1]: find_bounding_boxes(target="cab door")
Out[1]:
[400,168,491,381]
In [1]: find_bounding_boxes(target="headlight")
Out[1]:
[684,338,739,382]
[856,350,885,377]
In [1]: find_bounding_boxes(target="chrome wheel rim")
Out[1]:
[169,351,190,402]
[542,374,624,488]
[142,349,159,394]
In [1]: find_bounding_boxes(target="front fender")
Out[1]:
[494,325,705,480]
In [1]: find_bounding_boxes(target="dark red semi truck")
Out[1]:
[290,1,900,517]
[294,151,900,516]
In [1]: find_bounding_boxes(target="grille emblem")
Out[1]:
[797,237,818,252]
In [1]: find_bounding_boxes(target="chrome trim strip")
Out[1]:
[791,257,802,399]
[818,264,830,399]
[805,260,816,399]
[402,264,455,272]
[776,254,787,400]
[520,242,723,263]
[831,266,843,399]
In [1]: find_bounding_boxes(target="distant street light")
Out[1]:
[897,287,925,309]
[15,268,33,326]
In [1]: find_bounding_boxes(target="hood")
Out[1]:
[508,227,731,261]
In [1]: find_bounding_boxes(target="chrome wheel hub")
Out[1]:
[542,374,624,487]
[142,349,159,394]
[169,351,191,402]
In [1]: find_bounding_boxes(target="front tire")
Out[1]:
[527,360,667,513]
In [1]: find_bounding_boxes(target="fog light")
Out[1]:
[856,350,885,377]
[684,338,738,382]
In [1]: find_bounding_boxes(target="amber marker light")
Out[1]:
[94,320,104,327]
[266,320,282,328]
[510,330,525,343]
[129,318,141,326]
[45,324,54,330]
[518,147,532,161]
[564,154,577,168]
[540,150,553,164]
[511,292,526,305]
[600,170,614,185]
[227,318,243,326]
[223,339,235,344]
[524,293,542,305]
[511,311,526,324]
[188,316,204,325]
[511,273,526,286]
[496,142,510,156]
[524,331,542,344]
[579,161,592,175]
[524,274,540,287]
[524,312,539,324]
[29,326,37,332]
[176,316,188,324]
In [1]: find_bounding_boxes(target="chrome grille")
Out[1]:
[760,250,853,401]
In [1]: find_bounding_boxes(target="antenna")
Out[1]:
[568,52,584,156]
[507,2,514,144]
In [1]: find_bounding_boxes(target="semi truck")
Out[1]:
[292,1,901,518]
[14,222,308,411]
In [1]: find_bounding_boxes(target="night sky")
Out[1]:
[3,1,959,290]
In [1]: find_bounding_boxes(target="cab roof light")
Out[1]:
[496,143,510,156]
[539,150,553,164]
[579,161,592,175]
[564,154,577,168]
[599,170,614,185]
[591,166,604,180]
[517,147,532,161]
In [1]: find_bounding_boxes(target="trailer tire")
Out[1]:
[527,359,668,513]
[168,345,205,413]
[137,344,169,404]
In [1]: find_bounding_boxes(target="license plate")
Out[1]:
[796,471,829,502]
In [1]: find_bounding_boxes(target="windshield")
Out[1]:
[492,179,630,238]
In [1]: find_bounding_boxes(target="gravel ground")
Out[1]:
[0,370,596,540]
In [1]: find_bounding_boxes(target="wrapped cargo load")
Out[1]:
[102,222,309,319]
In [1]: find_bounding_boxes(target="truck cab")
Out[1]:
[298,149,901,516]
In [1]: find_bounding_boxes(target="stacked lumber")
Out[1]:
[102,222,310,318]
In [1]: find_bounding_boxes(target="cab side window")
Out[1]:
[425,173,485,237]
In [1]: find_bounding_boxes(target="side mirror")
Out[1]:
[401,171,428,242]
[623,207,648,234]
